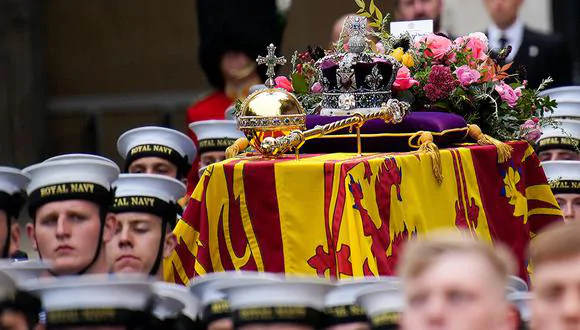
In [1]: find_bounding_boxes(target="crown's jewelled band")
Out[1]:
[238,114,306,131]
[322,91,393,111]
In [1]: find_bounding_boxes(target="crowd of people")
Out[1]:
[0,0,578,329]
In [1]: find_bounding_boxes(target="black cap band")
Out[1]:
[46,308,152,328]
[370,312,400,330]
[537,136,580,152]
[199,138,237,153]
[28,182,113,218]
[325,304,369,327]
[203,300,231,324]
[124,144,190,178]
[111,195,179,228]
[550,180,580,194]
[233,306,324,328]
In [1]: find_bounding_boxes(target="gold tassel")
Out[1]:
[467,124,513,163]
[225,137,249,159]
[418,132,443,184]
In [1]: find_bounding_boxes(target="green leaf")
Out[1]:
[369,0,376,14]
[369,22,380,28]
[354,0,365,10]
[291,73,309,94]
[359,12,372,18]
[356,8,364,14]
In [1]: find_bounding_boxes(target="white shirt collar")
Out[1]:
[488,19,525,62]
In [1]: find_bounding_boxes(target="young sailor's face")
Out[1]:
[107,212,164,275]
[128,157,178,179]
[30,200,103,275]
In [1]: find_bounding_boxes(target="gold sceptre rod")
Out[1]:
[260,99,410,157]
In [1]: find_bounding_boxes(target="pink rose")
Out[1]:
[275,76,293,92]
[311,82,322,93]
[416,34,453,61]
[519,118,542,142]
[375,42,386,54]
[454,65,481,87]
[495,82,523,107]
[455,32,488,61]
[393,66,419,91]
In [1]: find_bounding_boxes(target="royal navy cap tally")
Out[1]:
[111,173,185,225]
[537,119,580,152]
[356,282,403,329]
[23,274,154,327]
[325,277,393,326]
[218,275,333,327]
[153,282,199,321]
[23,158,119,217]
[188,120,244,153]
[542,160,580,193]
[117,126,196,175]
[189,271,281,323]
[508,291,533,322]
[0,167,30,218]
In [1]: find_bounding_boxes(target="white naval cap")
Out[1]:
[188,120,244,153]
[537,119,580,151]
[507,276,528,293]
[542,160,580,193]
[217,275,333,327]
[539,86,580,102]
[111,173,185,222]
[188,271,282,321]
[356,282,404,328]
[0,259,51,285]
[153,282,199,321]
[23,158,120,217]
[0,167,29,220]
[23,274,154,327]
[508,291,533,322]
[0,167,30,196]
[44,153,119,166]
[325,277,396,326]
[117,126,196,175]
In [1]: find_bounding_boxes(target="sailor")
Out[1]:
[23,274,156,330]
[537,119,580,161]
[106,173,185,279]
[117,126,196,182]
[189,271,281,330]
[23,156,119,276]
[356,282,403,330]
[188,120,245,177]
[0,260,50,330]
[0,167,29,260]
[217,274,332,330]
[542,160,580,223]
[325,277,394,330]
[0,270,21,329]
[152,281,200,330]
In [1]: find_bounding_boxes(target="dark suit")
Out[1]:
[488,27,573,89]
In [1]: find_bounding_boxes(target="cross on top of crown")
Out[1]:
[256,43,286,88]
[343,15,367,38]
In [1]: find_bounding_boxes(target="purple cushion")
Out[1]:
[300,112,468,153]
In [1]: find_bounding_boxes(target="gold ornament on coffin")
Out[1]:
[237,44,306,155]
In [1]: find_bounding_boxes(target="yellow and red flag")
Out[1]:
[165,142,562,284]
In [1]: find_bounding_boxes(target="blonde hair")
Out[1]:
[398,230,517,285]
[531,222,580,267]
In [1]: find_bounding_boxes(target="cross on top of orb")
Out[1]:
[256,43,286,88]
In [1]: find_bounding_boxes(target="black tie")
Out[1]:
[499,34,509,49]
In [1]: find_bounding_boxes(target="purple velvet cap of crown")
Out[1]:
[300,112,468,153]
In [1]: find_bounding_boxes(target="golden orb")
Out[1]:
[238,88,306,155]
